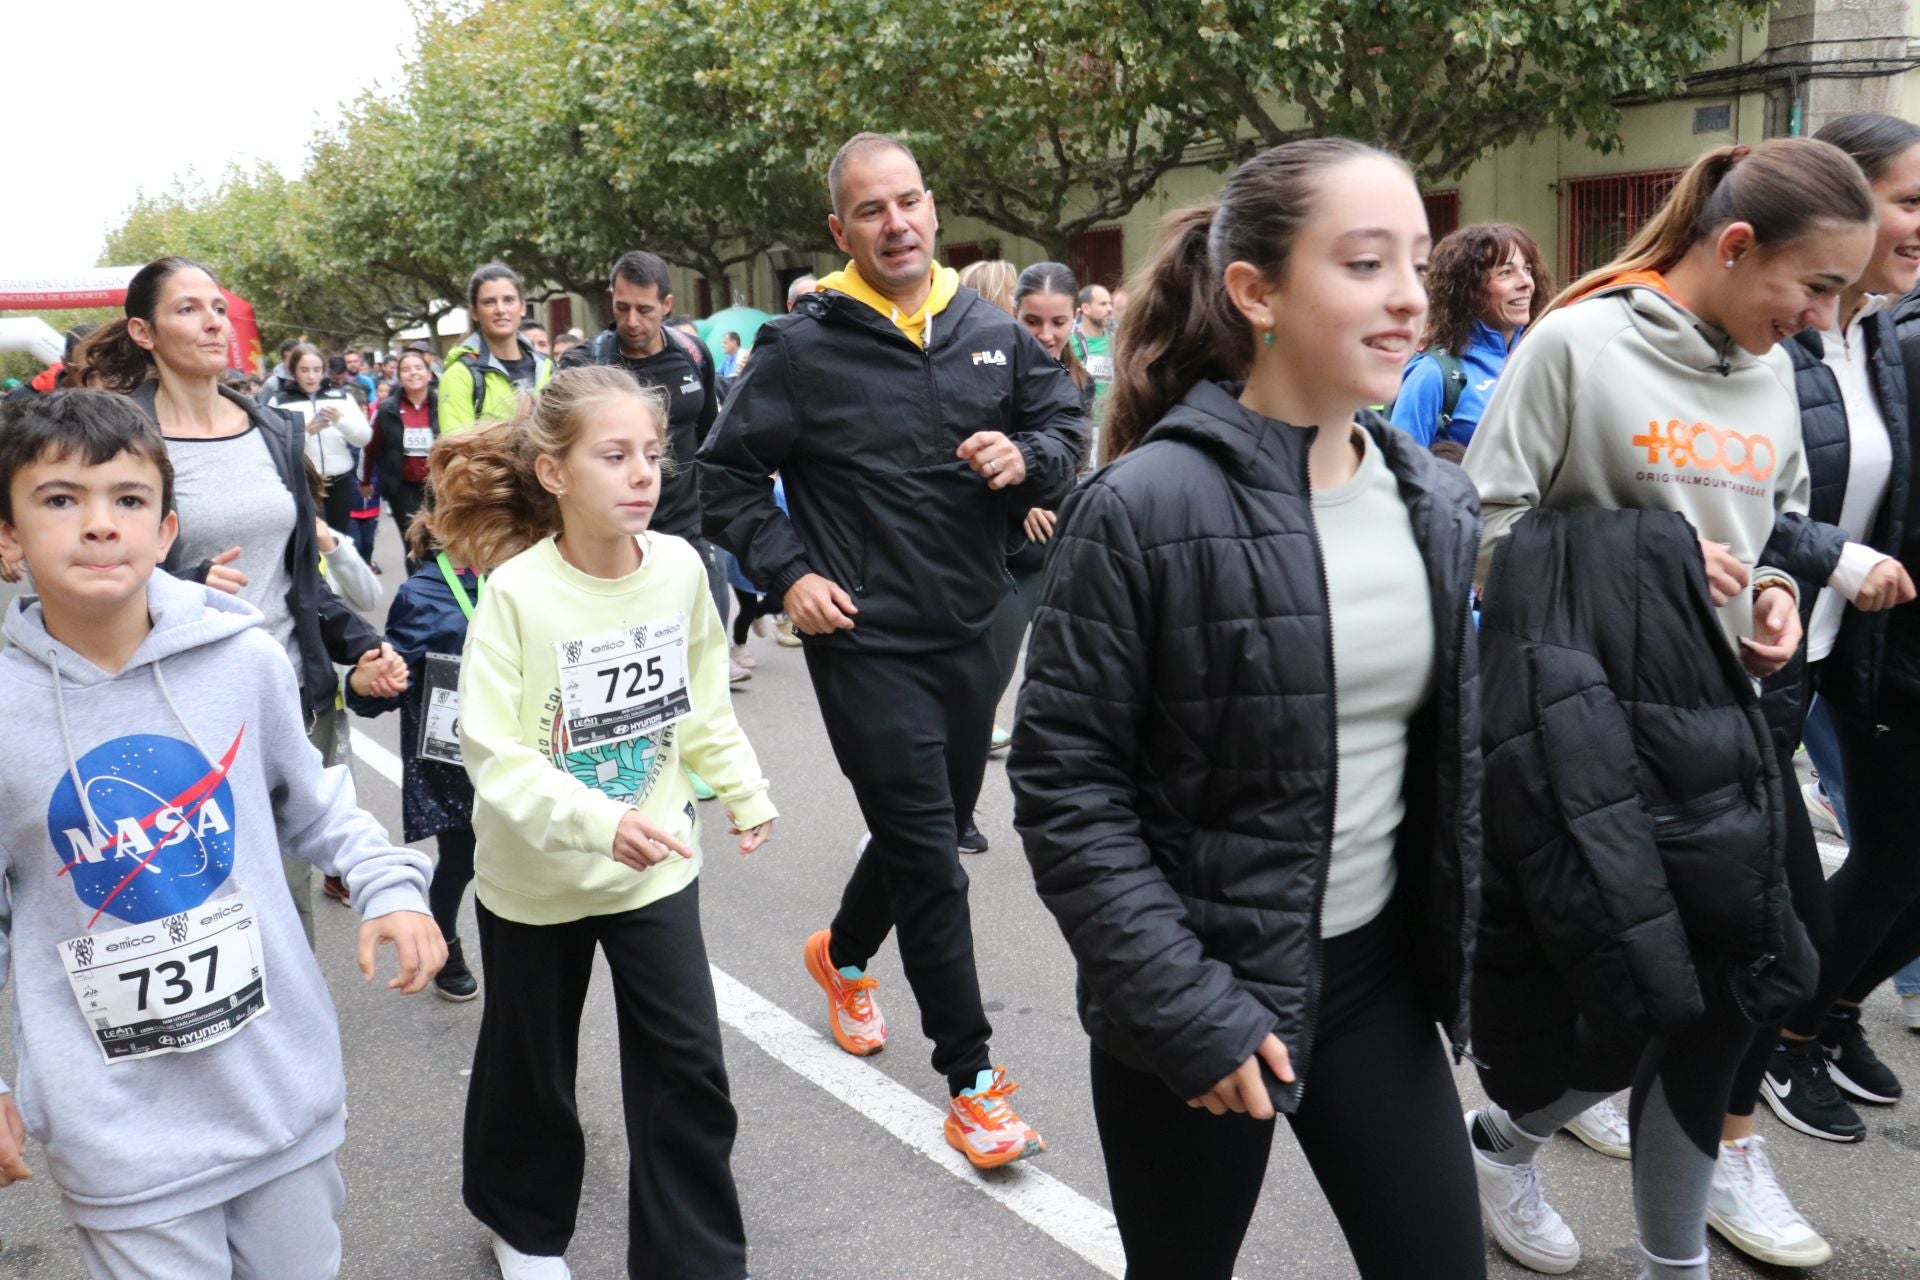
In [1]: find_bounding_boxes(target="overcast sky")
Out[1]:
[3,0,418,277]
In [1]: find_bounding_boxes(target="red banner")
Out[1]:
[0,269,265,374]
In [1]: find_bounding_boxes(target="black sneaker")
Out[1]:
[957,824,989,855]
[1820,1007,1903,1104]
[1762,1040,1865,1142]
[435,937,479,1003]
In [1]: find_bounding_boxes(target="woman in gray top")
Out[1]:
[76,256,409,942]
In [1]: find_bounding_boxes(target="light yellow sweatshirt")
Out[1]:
[459,532,777,925]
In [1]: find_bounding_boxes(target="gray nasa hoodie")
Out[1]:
[0,570,429,1229]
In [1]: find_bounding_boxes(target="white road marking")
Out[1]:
[347,729,1127,1276]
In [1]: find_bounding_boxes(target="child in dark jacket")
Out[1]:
[347,499,485,1000]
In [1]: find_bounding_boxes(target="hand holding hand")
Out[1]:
[612,809,695,871]
[1740,585,1802,678]
[206,546,248,594]
[958,432,1027,490]
[1854,558,1917,613]
[783,573,857,635]
[1186,1034,1295,1120]
[1698,539,1750,608]
[348,643,409,697]
[356,910,446,994]
[1022,508,1057,544]
[729,815,775,854]
[0,1095,30,1187]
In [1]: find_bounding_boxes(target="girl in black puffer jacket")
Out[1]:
[1009,139,1486,1280]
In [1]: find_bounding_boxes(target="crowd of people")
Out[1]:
[0,117,1917,1280]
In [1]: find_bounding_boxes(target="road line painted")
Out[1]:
[347,730,1126,1276]
[708,967,1125,1276]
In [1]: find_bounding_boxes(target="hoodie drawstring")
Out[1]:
[49,650,211,850]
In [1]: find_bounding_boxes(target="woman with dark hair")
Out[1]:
[1694,111,1920,1269]
[438,262,553,433]
[1390,221,1550,447]
[1461,138,1876,1279]
[365,347,439,571]
[73,257,410,945]
[264,342,370,532]
[1010,140,1487,1279]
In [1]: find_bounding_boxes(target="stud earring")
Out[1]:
[1725,259,1737,270]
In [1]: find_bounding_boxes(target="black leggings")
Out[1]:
[1786,706,1920,1033]
[429,826,477,943]
[1090,904,1485,1280]
[730,588,773,646]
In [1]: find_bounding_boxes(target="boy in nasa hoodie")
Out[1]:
[0,389,445,1280]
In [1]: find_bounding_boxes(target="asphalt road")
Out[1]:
[2,517,1918,1279]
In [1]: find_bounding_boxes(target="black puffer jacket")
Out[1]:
[698,286,1089,653]
[1879,329,1920,711]
[1010,380,1482,1109]
[1758,316,1909,746]
[1474,509,1815,1104]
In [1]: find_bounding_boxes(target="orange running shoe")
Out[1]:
[803,929,887,1056]
[945,1067,1046,1170]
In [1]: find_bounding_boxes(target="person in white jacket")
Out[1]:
[266,343,369,531]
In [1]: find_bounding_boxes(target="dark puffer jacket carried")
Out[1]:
[1758,316,1909,746]
[1473,509,1816,1108]
[1009,380,1482,1110]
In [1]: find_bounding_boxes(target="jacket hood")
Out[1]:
[449,333,544,374]
[1571,275,1758,377]
[3,569,261,690]
[815,261,961,347]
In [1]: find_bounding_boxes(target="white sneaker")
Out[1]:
[1903,992,1920,1031]
[1705,1136,1833,1267]
[1561,1096,1631,1160]
[491,1233,572,1279]
[730,642,757,669]
[1468,1111,1580,1274]
[1801,780,1844,839]
[728,656,752,683]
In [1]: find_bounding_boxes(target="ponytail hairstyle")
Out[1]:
[466,261,525,312]
[1014,261,1091,392]
[1814,112,1920,182]
[957,259,1017,315]
[424,365,670,572]
[1106,138,1396,459]
[72,256,219,392]
[1546,139,1875,314]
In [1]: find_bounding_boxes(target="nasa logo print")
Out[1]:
[46,732,241,926]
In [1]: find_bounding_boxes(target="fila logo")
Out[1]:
[971,350,1008,367]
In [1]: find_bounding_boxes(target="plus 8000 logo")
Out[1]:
[46,731,242,927]
[1631,419,1776,483]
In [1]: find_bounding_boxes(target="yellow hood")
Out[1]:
[816,260,959,349]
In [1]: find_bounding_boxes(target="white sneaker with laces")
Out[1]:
[1468,1111,1580,1274]
[1706,1135,1833,1267]
[1561,1096,1631,1160]
[730,642,757,670]
[492,1233,572,1279]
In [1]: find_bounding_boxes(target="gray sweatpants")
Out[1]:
[73,1153,345,1280]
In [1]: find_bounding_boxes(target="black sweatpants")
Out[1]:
[805,634,999,1094]
[428,826,476,943]
[730,588,773,646]
[463,884,745,1280]
[1728,743,1833,1115]
[320,473,355,534]
[1785,706,1920,1035]
[388,482,427,573]
[1090,904,1486,1280]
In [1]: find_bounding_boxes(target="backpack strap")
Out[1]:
[665,324,710,372]
[1429,349,1468,442]
[456,351,489,418]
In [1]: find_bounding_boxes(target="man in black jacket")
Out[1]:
[699,132,1087,1166]
[559,250,730,635]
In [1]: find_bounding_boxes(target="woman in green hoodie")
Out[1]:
[1461,139,1877,1280]
[439,262,553,433]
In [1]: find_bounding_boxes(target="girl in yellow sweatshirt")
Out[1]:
[433,365,775,1280]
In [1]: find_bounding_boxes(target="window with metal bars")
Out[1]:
[1423,190,1461,242]
[1559,169,1685,280]
[944,242,988,270]
[1069,227,1125,290]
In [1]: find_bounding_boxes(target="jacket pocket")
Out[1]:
[1648,782,1744,836]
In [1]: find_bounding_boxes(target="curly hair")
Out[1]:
[419,365,669,572]
[1421,223,1551,357]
